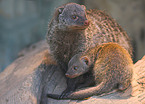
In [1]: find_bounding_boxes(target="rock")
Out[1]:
[0,40,145,104]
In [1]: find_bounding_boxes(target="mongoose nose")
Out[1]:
[65,73,70,77]
[84,20,90,26]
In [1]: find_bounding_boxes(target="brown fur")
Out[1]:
[46,3,132,98]
[46,3,132,71]
[63,42,133,100]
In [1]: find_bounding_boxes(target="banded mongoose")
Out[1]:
[46,3,132,97]
[47,42,133,100]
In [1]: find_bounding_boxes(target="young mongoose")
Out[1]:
[46,3,132,97]
[47,42,134,100]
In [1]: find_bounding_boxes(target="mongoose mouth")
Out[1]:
[68,20,90,30]
[68,25,89,30]
[65,73,78,78]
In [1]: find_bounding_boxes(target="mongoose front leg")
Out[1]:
[59,77,81,98]
[60,73,95,98]
[76,74,95,89]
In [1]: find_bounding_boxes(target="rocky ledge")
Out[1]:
[0,40,145,104]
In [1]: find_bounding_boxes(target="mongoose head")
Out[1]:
[55,3,90,31]
[66,54,90,78]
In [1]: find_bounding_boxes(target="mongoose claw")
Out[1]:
[60,91,73,99]
[59,93,65,99]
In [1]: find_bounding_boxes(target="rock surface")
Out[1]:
[0,40,145,104]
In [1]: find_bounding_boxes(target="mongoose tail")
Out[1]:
[47,81,117,100]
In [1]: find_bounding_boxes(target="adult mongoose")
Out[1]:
[47,42,133,100]
[46,3,132,97]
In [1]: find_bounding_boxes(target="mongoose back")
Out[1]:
[46,3,132,97]
[47,42,133,100]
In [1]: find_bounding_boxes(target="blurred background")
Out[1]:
[0,0,145,72]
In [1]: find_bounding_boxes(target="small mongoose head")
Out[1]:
[55,3,90,31]
[66,54,90,78]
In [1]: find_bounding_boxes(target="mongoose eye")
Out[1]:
[73,66,78,70]
[72,15,78,20]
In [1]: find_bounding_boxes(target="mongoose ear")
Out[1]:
[81,5,86,10]
[81,56,90,66]
[58,8,64,14]
[54,6,64,21]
